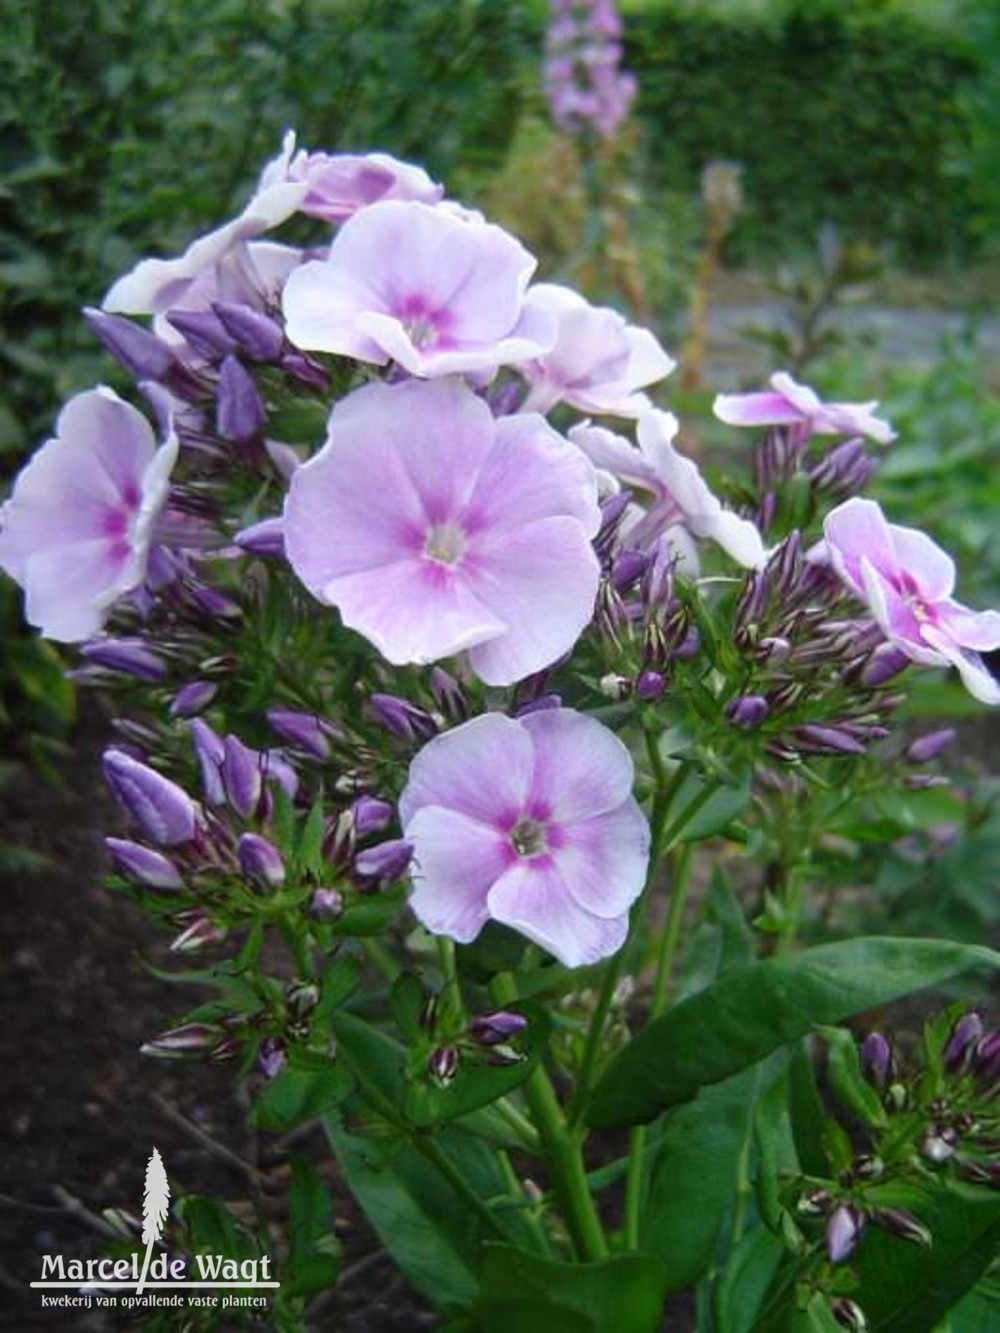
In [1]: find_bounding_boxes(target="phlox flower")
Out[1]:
[518,283,674,417]
[259,129,443,223]
[822,497,1000,704]
[281,200,554,377]
[284,378,601,686]
[571,410,767,569]
[0,388,177,641]
[400,709,650,967]
[713,371,896,445]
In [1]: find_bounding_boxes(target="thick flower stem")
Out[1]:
[492,972,608,1262]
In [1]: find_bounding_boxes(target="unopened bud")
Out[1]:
[81,638,168,681]
[944,1011,984,1074]
[216,354,265,442]
[171,913,226,952]
[599,673,631,700]
[267,708,332,758]
[286,980,319,1020]
[221,734,263,818]
[611,549,648,592]
[860,1032,892,1091]
[234,516,286,558]
[309,887,344,922]
[140,1023,219,1057]
[859,643,910,689]
[428,667,469,722]
[872,1207,931,1246]
[212,301,284,362]
[635,670,665,702]
[106,837,183,891]
[258,1036,286,1079]
[353,838,414,888]
[469,1011,529,1047]
[237,833,286,887]
[104,749,197,846]
[826,1204,864,1263]
[905,728,957,765]
[170,680,218,718]
[368,693,436,743]
[428,1045,459,1086]
[725,694,769,729]
[831,1298,867,1332]
[351,795,394,837]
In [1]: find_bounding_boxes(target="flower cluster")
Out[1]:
[543,0,638,140]
[0,130,997,991]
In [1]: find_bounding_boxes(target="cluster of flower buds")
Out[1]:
[425,1009,530,1089]
[543,0,638,140]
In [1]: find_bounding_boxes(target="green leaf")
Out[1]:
[643,1066,760,1292]
[391,972,427,1041]
[322,1112,516,1311]
[473,1244,668,1333]
[709,1224,787,1333]
[819,1026,887,1128]
[252,1057,353,1133]
[588,938,999,1128]
[282,1155,340,1298]
[787,1040,829,1179]
[331,885,404,936]
[852,1179,1000,1333]
[670,768,753,843]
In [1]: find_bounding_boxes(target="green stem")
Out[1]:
[650,844,695,1018]
[495,1097,543,1156]
[492,972,608,1261]
[363,936,400,983]
[567,952,624,1129]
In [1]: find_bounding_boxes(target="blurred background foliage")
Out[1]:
[1,0,998,765]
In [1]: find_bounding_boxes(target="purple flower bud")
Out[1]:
[212,301,284,361]
[641,537,675,613]
[170,913,226,952]
[635,669,666,702]
[487,379,524,416]
[351,795,394,837]
[310,887,344,921]
[84,307,178,380]
[267,708,336,758]
[323,809,356,869]
[234,516,286,558]
[905,728,957,765]
[221,734,263,818]
[281,352,331,392]
[105,837,183,890]
[237,833,286,887]
[428,1045,459,1086]
[515,693,563,716]
[793,724,867,757]
[165,308,236,359]
[354,838,414,887]
[973,1030,1000,1082]
[944,1011,984,1074]
[725,694,769,729]
[140,1023,220,1058]
[81,638,168,681]
[368,693,436,743]
[258,1036,286,1079]
[611,549,648,592]
[831,1298,868,1332]
[872,1207,932,1247]
[429,666,469,722]
[469,1011,529,1046]
[860,1032,892,1090]
[190,718,226,805]
[216,355,265,442]
[859,643,911,689]
[170,680,218,719]
[826,1204,864,1263]
[189,582,242,619]
[104,749,196,846]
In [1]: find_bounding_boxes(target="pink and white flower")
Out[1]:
[714,371,896,445]
[400,709,650,967]
[517,283,674,417]
[281,200,554,377]
[822,497,1000,704]
[0,388,177,641]
[284,379,601,685]
[571,410,767,568]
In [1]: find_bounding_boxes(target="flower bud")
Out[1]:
[286,980,320,1020]
[725,694,769,729]
[826,1204,864,1263]
[796,1188,831,1216]
[793,724,866,757]
[170,913,226,953]
[367,693,436,742]
[920,1128,956,1163]
[428,1046,459,1086]
[140,1023,220,1058]
[104,749,197,846]
[904,728,957,765]
[258,1036,286,1079]
[353,838,414,888]
[351,795,394,837]
[216,354,265,442]
[237,833,286,887]
[635,670,665,702]
[429,667,469,722]
[190,718,226,805]
[281,352,331,392]
[170,680,218,719]
[234,516,286,558]
[860,1032,892,1091]
[267,708,333,758]
[973,1030,1000,1082]
[872,1207,931,1247]
[309,887,344,922]
[944,1011,984,1074]
[611,548,648,592]
[212,301,284,362]
[81,638,168,682]
[165,308,235,359]
[106,837,183,890]
[84,307,178,381]
[221,734,263,818]
[831,1298,867,1332]
[858,643,910,689]
[469,1011,529,1047]
[515,693,562,717]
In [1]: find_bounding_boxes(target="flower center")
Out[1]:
[424,522,466,567]
[404,315,437,349]
[510,817,547,858]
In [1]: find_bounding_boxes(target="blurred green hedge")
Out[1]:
[623,2,981,263]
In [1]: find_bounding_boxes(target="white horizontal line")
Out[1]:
[32,1282,280,1289]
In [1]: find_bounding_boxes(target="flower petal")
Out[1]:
[521,707,636,821]
[551,797,650,919]
[399,712,534,829]
[823,497,900,595]
[889,523,956,600]
[487,860,628,968]
[406,805,510,944]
